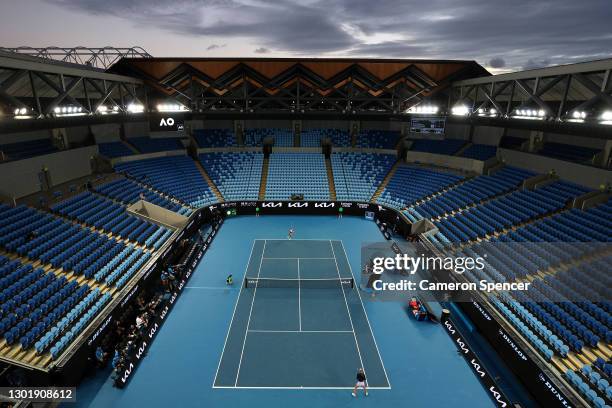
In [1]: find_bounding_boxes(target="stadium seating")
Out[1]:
[301,128,351,147]
[332,152,396,201]
[98,141,135,158]
[199,152,263,201]
[265,153,330,200]
[0,139,58,161]
[115,156,217,207]
[193,128,237,148]
[408,166,535,219]
[129,137,184,153]
[409,139,466,155]
[356,130,400,149]
[244,128,293,147]
[377,166,463,209]
[433,181,589,244]
[94,178,192,216]
[50,191,171,248]
[538,142,600,164]
[459,144,498,161]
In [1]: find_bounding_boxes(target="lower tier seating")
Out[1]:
[377,165,463,209]
[332,152,395,201]
[199,152,263,201]
[265,153,330,200]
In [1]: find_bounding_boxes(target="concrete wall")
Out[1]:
[124,121,150,138]
[92,123,121,143]
[361,120,403,131]
[473,125,503,145]
[195,119,232,129]
[65,126,91,146]
[445,122,471,141]
[244,119,292,129]
[0,129,51,145]
[405,151,484,174]
[498,148,611,189]
[0,145,98,199]
[542,132,605,149]
[302,120,350,130]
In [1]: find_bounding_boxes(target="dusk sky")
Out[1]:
[1,0,611,73]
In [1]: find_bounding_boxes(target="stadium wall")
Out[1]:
[498,148,611,188]
[92,123,122,143]
[302,120,350,130]
[0,145,97,198]
[0,129,51,144]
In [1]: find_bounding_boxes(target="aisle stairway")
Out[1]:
[121,139,140,154]
[370,159,401,202]
[258,156,270,200]
[325,157,337,200]
[194,160,224,202]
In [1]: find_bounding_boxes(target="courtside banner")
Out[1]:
[441,315,511,407]
[209,200,393,218]
[115,220,221,388]
[460,301,576,408]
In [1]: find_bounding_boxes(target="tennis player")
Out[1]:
[226,274,233,285]
[288,227,295,240]
[352,368,368,397]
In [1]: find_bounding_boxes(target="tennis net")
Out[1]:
[244,277,354,289]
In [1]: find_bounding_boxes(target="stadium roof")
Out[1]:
[110,57,489,114]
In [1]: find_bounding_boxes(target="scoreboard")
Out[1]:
[410,117,445,134]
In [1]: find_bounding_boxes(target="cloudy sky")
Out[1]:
[1,0,611,73]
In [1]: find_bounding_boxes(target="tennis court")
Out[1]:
[213,239,390,389]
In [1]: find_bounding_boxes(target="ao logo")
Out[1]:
[159,117,175,127]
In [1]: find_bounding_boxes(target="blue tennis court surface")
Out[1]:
[71,216,494,408]
[214,239,389,389]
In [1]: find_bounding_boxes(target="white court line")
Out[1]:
[339,240,392,389]
[235,239,266,386]
[212,240,256,388]
[297,258,301,332]
[263,257,335,260]
[186,286,238,290]
[248,330,353,333]
[212,385,392,390]
[329,240,366,377]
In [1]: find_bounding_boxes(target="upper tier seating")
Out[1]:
[409,139,466,155]
[539,142,600,164]
[265,153,330,200]
[332,152,396,202]
[115,156,217,207]
[301,129,351,147]
[460,144,498,161]
[377,166,463,209]
[244,128,293,147]
[356,130,400,149]
[193,128,237,148]
[408,166,535,220]
[199,152,263,201]
[434,181,590,243]
[129,137,184,153]
[94,178,192,216]
[98,142,134,158]
[0,139,58,161]
[51,192,171,248]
